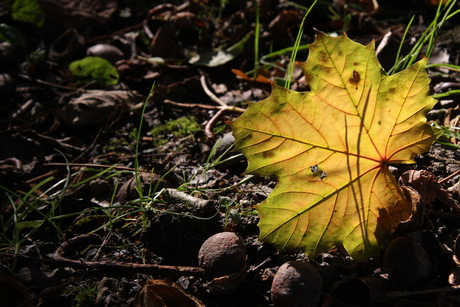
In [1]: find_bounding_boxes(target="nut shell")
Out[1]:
[198,232,246,279]
[271,261,322,307]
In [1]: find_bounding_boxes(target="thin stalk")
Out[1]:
[390,15,414,75]
[432,90,460,99]
[134,82,155,227]
[390,0,459,74]
[427,63,460,72]
[254,0,260,79]
[285,0,317,89]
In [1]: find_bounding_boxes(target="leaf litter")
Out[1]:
[2,1,460,306]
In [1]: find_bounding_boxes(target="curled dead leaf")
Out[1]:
[0,273,33,307]
[391,186,423,236]
[204,258,247,294]
[133,279,205,307]
[399,170,460,213]
[453,234,460,267]
[231,69,271,83]
[329,274,390,305]
[48,28,84,61]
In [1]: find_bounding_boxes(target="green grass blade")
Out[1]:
[285,0,317,89]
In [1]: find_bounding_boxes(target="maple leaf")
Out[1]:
[230,31,437,261]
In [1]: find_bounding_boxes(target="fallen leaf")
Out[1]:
[231,69,271,83]
[37,0,118,28]
[189,32,252,67]
[230,31,436,261]
[133,279,205,307]
[56,90,143,126]
[11,0,45,28]
[69,56,120,86]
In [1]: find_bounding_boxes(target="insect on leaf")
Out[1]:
[230,31,436,261]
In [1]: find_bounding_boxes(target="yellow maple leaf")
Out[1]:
[230,31,437,261]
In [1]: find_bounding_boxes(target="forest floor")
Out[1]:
[2,0,460,306]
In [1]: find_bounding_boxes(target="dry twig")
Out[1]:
[165,75,245,140]
[1,233,205,277]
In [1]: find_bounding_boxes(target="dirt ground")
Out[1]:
[2,0,460,306]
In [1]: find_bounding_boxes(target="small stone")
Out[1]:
[87,44,124,64]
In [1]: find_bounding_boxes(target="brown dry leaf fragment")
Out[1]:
[392,186,424,236]
[37,0,118,28]
[398,170,436,213]
[48,28,85,61]
[218,88,270,105]
[150,11,196,58]
[231,69,272,83]
[268,10,303,34]
[133,279,205,307]
[443,106,460,146]
[56,90,144,127]
[399,170,460,213]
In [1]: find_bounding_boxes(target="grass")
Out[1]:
[389,0,460,74]
[0,164,127,253]
[0,81,248,253]
[285,0,318,89]
[279,0,460,146]
[431,122,460,148]
[3,0,460,253]
[389,0,460,145]
[134,84,154,228]
[253,0,260,79]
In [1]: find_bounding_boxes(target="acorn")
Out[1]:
[198,232,246,279]
[271,261,322,307]
[383,235,433,290]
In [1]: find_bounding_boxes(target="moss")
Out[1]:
[72,285,98,307]
[212,121,230,135]
[150,116,201,146]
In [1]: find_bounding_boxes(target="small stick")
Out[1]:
[164,99,221,110]
[43,162,152,173]
[162,188,214,211]
[1,249,205,278]
[165,74,245,140]
[204,109,226,140]
[438,168,460,184]
[11,99,35,119]
[200,75,227,107]
[388,285,460,298]
[164,99,245,113]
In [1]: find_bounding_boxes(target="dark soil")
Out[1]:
[2,1,460,306]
